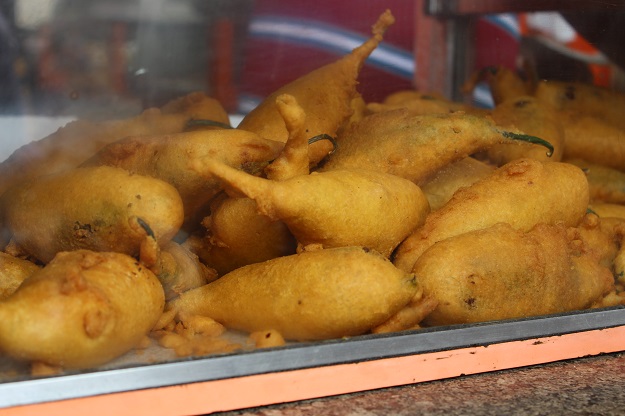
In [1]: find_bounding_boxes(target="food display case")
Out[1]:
[1,1,625,415]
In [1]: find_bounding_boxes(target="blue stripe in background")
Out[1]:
[249,15,415,79]
[481,13,521,40]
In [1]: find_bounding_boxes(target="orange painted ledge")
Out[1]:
[4,326,625,416]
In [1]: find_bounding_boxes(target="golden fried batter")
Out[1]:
[169,246,417,341]
[0,92,229,198]
[189,195,297,276]
[393,159,589,272]
[319,110,553,185]
[414,222,614,325]
[557,112,625,172]
[1,166,184,262]
[534,79,625,131]
[82,129,284,228]
[188,95,307,276]
[194,159,430,257]
[462,66,533,105]
[0,252,40,300]
[480,96,565,164]
[589,203,625,220]
[367,90,483,116]
[565,159,625,204]
[238,10,395,165]
[421,157,494,211]
[0,250,164,368]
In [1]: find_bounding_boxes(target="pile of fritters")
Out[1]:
[0,10,624,374]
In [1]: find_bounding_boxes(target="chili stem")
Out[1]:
[500,131,554,157]
[308,134,338,154]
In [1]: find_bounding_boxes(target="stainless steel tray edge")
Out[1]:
[1,306,624,408]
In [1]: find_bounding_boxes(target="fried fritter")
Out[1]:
[187,95,306,275]
[393,159,589,272]
[421,157,494,211]
[462,66,533,105]
[413,222,614,325]
[194,159,430,257]
[480,96,565,164]
[82,129,284,228]
[0,92,229,198]
[0,250,164,369]
[237,10,395,165]
[188,195,297,276]
[534,79,625,131]
[1,166,184,262]
[0,252,40,300]
[319,110,553,185]
[566,159,625,204]
[557,112,625,172]
[169,246,417,341]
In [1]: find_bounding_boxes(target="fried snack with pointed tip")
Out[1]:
[480,96,565,164]
[0,92,229,198]
[462,65,533,105]
[421,157,495,211]
[263,94,311,181]
[1,166,184,263]
[0,250,164,369]
[193,159,430,257]
[187,195,297,276]
[534,79,625,131]
[169,246,417,341]
[237,10,395,165]
[344,94,368,128]
[393,159,589,272]
[413,222,614,326]
[555,112,625,172]
[82,129,284,228]
[187,95,305,276]
[155,241,218,300]
[0,252,40,300]
[318,110,553,185]
[565,159,625,204]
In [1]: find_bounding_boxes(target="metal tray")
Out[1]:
[2,306,625,415]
